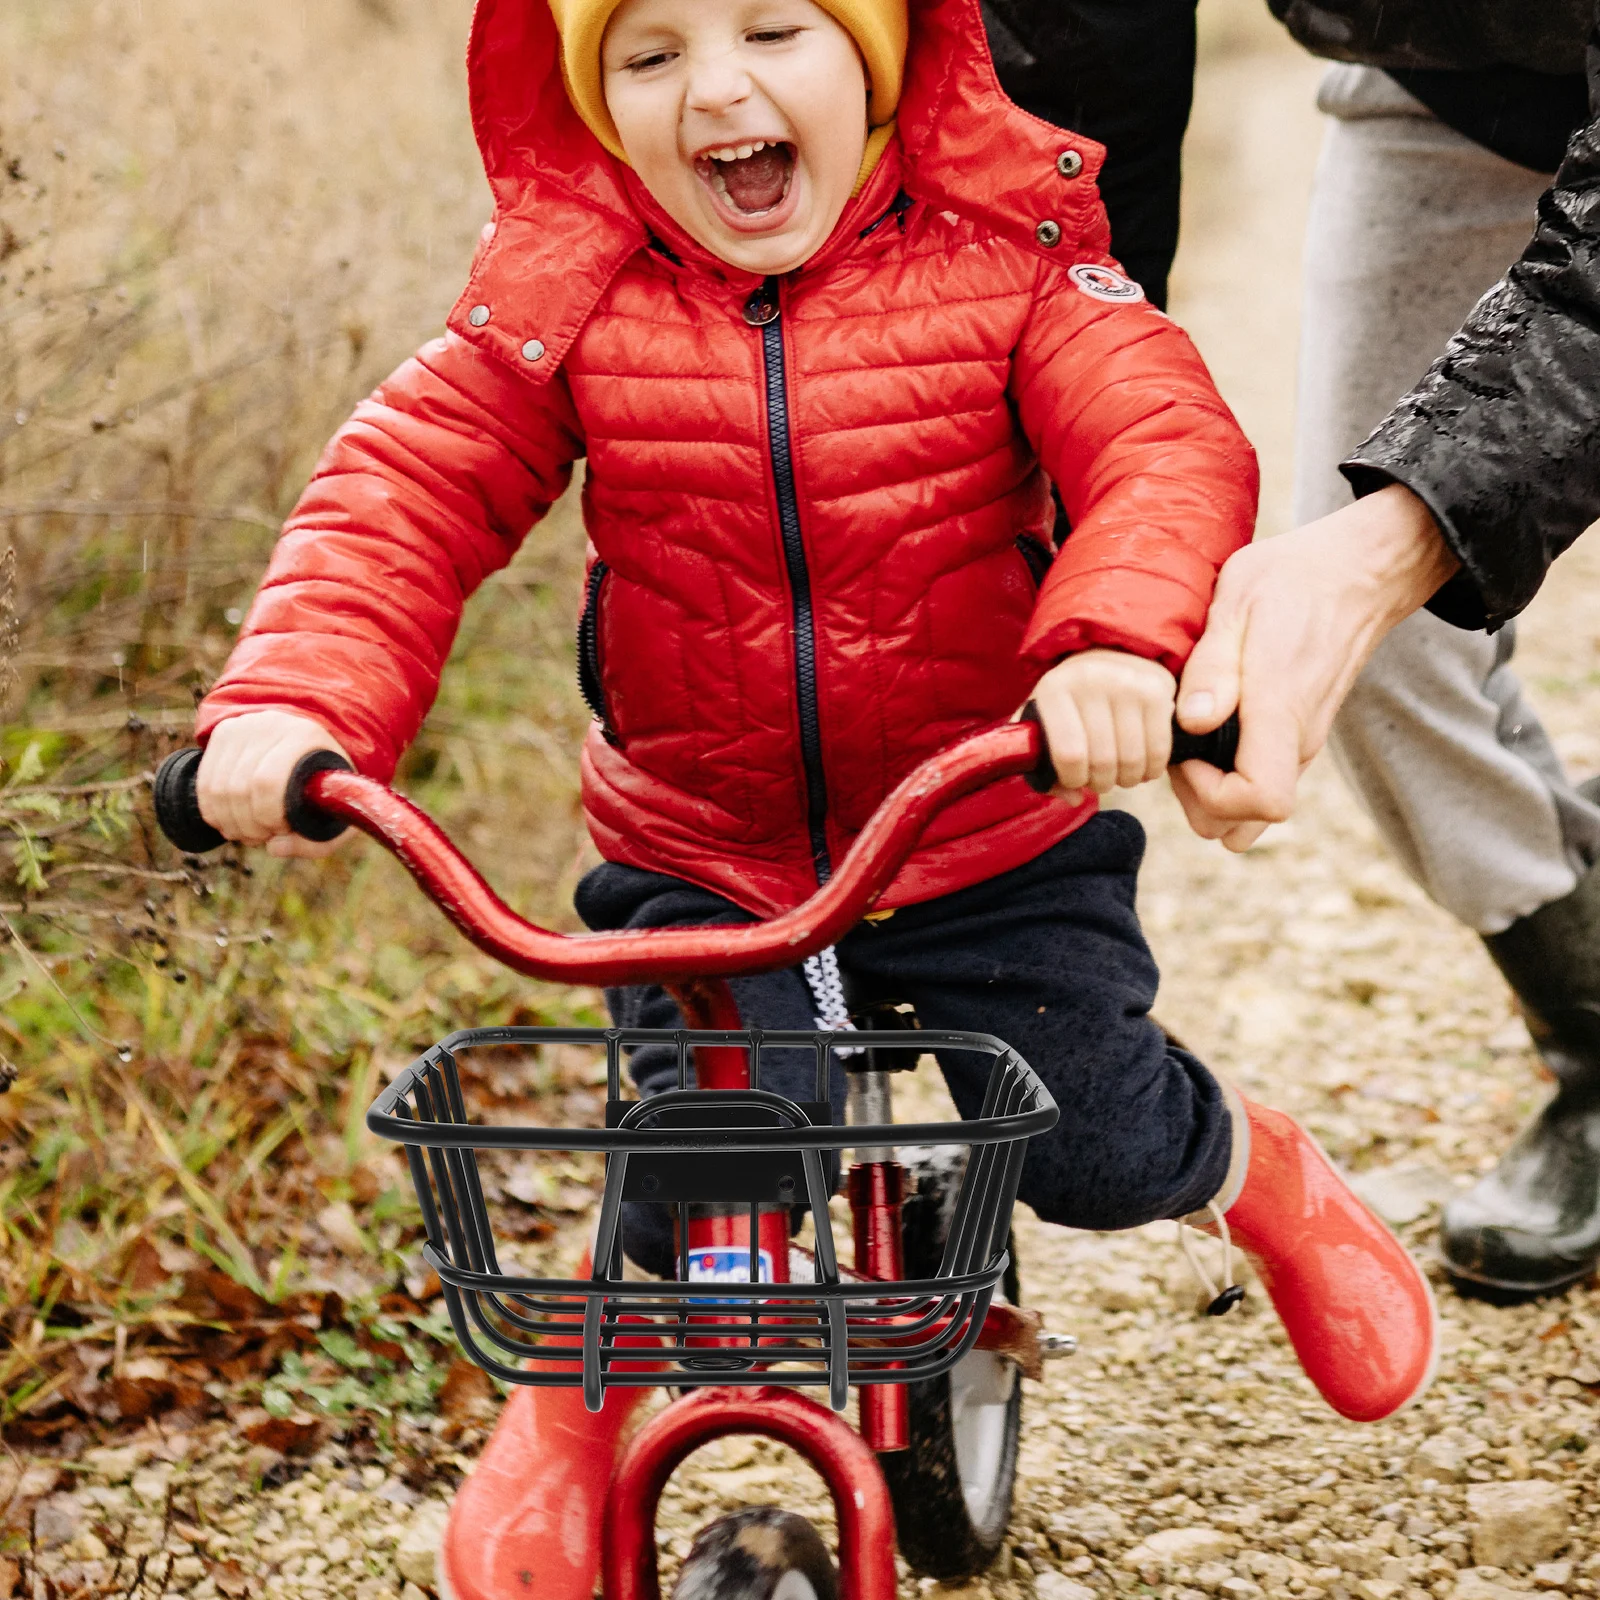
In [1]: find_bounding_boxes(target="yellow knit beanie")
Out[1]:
[552,0,907,163]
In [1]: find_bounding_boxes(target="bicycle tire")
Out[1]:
[878,1145,1023,1579]
[671,1507,839,1600]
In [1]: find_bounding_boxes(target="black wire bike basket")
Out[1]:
[367,1025,1057,1412]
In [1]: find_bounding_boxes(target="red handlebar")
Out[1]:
[302,721,1042,987]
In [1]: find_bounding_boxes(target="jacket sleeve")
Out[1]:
[1343,13,1600,632]
[1010,265,1259,673]
[195,333,584,778]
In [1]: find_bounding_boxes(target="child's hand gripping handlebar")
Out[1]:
[151,710,1237,988]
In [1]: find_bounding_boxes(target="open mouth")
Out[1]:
[694,139,796,218]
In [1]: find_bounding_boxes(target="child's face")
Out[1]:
[602,0,869,275]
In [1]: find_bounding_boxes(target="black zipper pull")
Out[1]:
[743,278,780,327]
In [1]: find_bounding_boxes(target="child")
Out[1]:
[193,0,1437,1591]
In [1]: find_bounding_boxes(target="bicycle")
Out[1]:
[154,710,1236,1600]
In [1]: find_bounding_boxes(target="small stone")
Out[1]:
[65,1530,110,1563]
[244,1445,286,1483]
[1197,1563,1236,1591]
[1454,1574,1523,1600]
[131,1465,175,1505]
[395,1501,449,1588]
[1037,1576,1098,1600]
[33,1492,86,1547]
[1349,1165,1456,1226]
[1125,1528,1238,1576]
[1467,1482,1570,1567]
[1409,1435,1470,1485]
[0,1462,61,1507]
[82,1444,152,1483]
[0,1559,19,1599]
[1095,1271,1151,1311]
[1055,1504,1127,1554]
[1351,1581,1401,1600]
[1220,1580,1264,1600]
[172,1556,207,1581]
[1534,1563,1573,1590]
[401,1586,431,1600]
[1319,1541,1390,1578]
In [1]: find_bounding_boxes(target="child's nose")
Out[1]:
[684,48,753,117]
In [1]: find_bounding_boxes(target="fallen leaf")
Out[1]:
[214,1560,252,1598]
[109,1376,178,1422]
[239,1408,322,1456]
[176,1269,269,1323]
[122,1238,171,1293]
[437,1358,496,1421]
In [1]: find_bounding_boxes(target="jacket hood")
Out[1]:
[446,0,1111,377]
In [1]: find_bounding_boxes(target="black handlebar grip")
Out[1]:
[153,747,226,854]
[151,745,354,852]
[283,750,354,842]
[1170,711,1240,773]
[1021,704,1240,794]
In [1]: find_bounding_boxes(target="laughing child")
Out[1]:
[190,0,1437,1590]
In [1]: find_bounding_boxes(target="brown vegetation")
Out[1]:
[0,0,601,1447]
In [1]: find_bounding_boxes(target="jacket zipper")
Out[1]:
[576,559,620,746]
[749,276,832,883]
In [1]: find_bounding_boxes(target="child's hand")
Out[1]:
[1030,649,1176,804]
[196,711,354,859]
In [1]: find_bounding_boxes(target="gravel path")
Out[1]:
[9,6,1600,1600]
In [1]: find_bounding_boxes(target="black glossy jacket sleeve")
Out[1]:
[1343,21,1600,631]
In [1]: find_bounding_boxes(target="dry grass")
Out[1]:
[0,0,603,1443]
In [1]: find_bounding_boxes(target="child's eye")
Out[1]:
[746,25,804,43]
[623,48,677,72]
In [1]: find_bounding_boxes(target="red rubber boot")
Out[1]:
[1218,1096,1439,1423]
[436,1375,655,1600]
[437,1257,663,1600]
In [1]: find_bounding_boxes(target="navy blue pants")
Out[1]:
[576,810,1232,1274]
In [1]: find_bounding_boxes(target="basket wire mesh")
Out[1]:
[367,1025,1056,1411]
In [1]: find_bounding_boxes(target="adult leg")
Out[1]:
[839,817,1436,1420]
[1299,66,1600,1294]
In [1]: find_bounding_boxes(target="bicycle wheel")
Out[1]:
[877,1145,1023,1579]
[671,1508,839,1600]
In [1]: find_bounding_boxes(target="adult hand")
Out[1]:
[196,710,354,860]
[1030,648,1177,805]
[1170,484,1460,850]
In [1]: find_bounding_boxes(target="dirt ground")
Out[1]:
[10,3,1600,1599]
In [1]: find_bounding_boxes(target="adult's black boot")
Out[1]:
[1442,858,1600,1299]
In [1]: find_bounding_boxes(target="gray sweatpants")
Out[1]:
[1296,65,1600,935]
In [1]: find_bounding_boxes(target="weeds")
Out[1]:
[1,0,603,1443]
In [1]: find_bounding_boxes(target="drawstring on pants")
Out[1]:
[1177,1201,1245,1316]
[801,945,862,1056]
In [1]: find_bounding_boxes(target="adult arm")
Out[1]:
[195,333,584,779]
[1174,16,1600,844]
[1342,45,1600,630]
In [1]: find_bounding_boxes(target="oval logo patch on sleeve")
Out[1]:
[1068,263,1145,304]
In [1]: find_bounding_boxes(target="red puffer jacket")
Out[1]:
[197,0,1258,916]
